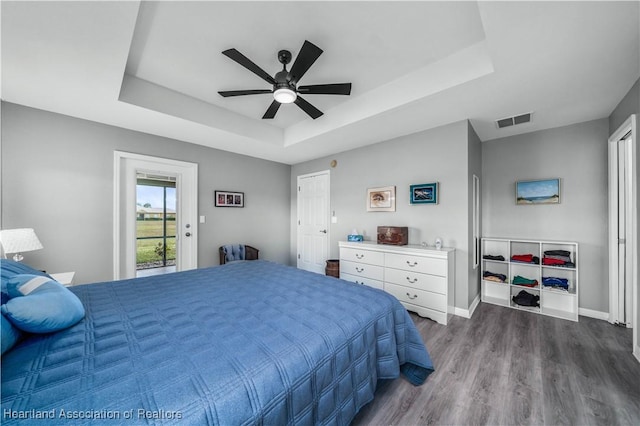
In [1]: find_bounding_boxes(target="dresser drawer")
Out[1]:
[385,267,446,294]
[340,247,384,265]
[340,260,384,281]
[385,282,446,313]
[340,273,384,290]
[385,252,447,276]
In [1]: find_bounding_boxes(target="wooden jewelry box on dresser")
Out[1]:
[338,241,455,325]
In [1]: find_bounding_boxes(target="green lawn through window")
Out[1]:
[136,220,176,267]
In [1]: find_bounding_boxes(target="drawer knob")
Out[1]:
[356,267,364,273]
[406,292,418,300]
[406,261,418,267]
[406,277,418,284]
[356,253,364,259]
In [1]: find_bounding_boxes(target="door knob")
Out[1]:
[185,232,191,237]
[320,229,327,234]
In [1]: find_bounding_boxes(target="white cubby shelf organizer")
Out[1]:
[481,237,578,322]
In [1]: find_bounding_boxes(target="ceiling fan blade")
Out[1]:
[297,83,352,95]
[288,40,323,84]
[262,100,282,119]
[218,89,272,97]
[294,96,323,119]
[222,49,276,85]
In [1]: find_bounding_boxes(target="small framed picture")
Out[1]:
[215,190,244,207]
[516,178,560,205]
[367,186,396,212]
[410,183,438,204]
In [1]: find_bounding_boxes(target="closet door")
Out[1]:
[297,171,330,274]
[608,118,635,328]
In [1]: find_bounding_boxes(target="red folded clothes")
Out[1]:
[543,257,565,266]
[511,254,533,263]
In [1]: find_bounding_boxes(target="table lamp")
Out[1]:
[0,228,44,262]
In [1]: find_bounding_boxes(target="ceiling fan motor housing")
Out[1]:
[274,70,294,89]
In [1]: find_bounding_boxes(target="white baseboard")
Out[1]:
[455,294,481,319]
[578,307,609,321]
[634,345,640,364]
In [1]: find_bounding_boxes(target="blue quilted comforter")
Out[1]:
[1,261,433,425]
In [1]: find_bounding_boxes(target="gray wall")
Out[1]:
[291,120,475,310]
[609,78,639,133]
[482,119,609,313]
[1,102,291,284]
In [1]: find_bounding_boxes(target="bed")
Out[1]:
[1,260,434,425]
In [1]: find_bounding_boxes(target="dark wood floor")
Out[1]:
[352,302,640,425]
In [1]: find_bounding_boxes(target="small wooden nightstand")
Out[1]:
[50,272,76,287]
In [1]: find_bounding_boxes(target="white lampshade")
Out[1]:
[0,228,44,262]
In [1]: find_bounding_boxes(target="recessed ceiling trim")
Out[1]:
[284,40,495,147]
[119,74,283,146]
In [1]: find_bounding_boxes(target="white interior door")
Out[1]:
[114,152,198,280]
[617,137,633,325]
[297,171,330,274]
[608,116,636,329]
[473,174,481,269]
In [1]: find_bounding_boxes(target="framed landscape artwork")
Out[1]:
[410,183,438,204]
[215,190,244,207]
[516,179,560,205]
[367,186,396,212]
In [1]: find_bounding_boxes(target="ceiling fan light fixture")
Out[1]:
[274,88,297,104]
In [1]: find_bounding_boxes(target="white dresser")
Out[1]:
[339,241,455,325]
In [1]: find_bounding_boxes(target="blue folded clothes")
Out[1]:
[542,276,569,290]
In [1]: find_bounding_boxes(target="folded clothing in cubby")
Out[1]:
[511,254,540,264]
[512,275,538,287]
[542,276,570,290]
[512,290,540,307]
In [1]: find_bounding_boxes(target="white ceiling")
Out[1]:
[2,1,639,165]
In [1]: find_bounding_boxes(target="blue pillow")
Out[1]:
[1,259,51,293]
[2,274,85,333]
[1,312,22,355]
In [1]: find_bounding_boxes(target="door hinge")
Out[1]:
[297,254,301,259]
[298,186,301,191]
[298,220,301,225]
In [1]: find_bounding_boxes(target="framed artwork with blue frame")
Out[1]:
[410,183,438,204]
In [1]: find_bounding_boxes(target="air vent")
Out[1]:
[497,118,514,128]
[136,172,176,182]
[496,112,533,129]
[514,113,531,125]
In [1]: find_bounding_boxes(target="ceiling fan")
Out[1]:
[218,40,351,120]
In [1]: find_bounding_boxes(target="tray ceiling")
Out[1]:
[2,1,638,164]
